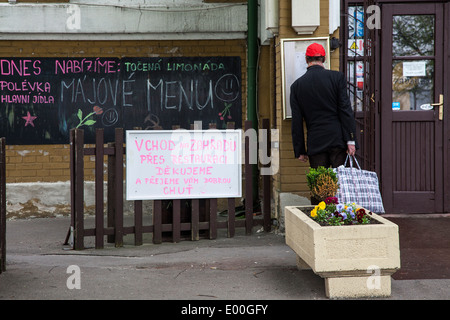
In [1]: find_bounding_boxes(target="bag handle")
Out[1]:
[344,154,362,170]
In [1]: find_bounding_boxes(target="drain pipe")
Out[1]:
[247,0,259,202]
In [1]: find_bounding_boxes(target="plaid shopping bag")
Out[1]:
[333,156,385,213]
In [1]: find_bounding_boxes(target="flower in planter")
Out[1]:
[310,197,372,226]
[310,201,326,218]
[325,197,338,205]
[356,208,371,224]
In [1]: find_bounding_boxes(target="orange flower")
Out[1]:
[93,105,103,115]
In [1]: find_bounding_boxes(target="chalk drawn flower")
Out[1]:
[93,105,103,115]
[75,106,103,129]
[218,103,232,121]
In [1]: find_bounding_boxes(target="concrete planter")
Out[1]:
[285,205,400,298]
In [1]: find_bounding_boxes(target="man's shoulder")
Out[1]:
[292,68,344,87]
[290,76,303,88]
[323,68,344,78]
[304,67,343,78]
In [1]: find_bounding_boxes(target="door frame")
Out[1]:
[340,0,450,213]
[443,1,450,212]
[379,1,447,213]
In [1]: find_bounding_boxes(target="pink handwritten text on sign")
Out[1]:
[125,129,242,200]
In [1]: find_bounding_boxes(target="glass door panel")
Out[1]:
[392,59,434,110]
[392,15,435,57]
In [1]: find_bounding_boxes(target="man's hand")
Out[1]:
[347,144,356,156]
[298,155,308,162]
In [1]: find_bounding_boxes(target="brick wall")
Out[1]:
[1,39,247,183]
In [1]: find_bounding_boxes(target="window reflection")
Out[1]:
[392,15,435,56]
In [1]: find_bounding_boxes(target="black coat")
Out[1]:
[290,65,358,158]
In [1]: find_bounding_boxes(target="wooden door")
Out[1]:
[381,3,445,213]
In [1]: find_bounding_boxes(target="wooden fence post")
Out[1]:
[95,129,105,249]
[153,200,162,244]
[66,130,75,247]
[114,128,124,248]
[73,129,85,250]
[134,200,143,246]
[172,199,181,243]
[209,199,217,239]
[107,141,116,244]
[191,199,200,241]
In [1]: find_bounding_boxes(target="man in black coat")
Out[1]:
[290,43,358,168]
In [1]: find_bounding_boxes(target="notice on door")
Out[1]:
[126,129,242,200]
[402,61,427,77]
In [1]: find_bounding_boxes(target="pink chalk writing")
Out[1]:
[1,95,30,104]
[0,80,51,93]
[0,79,54,104]
[55,59,118,75]
[155,166,213,176]
[171,154,227,164]
[181,139,237,152]
[134,139,176,152]
[163,186,193,195]
[0,59,41,76]
[204,177,231,184]
[140,154,165,165]
[135,177,179,185]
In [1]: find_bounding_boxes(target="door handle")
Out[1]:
[431,94,444,120]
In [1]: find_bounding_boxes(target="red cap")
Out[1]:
[306,43,326,57]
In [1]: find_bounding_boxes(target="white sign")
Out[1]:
[126,130,242,200]
[348,39,364,57]
[403,61,426,77]
[281,37,330,119]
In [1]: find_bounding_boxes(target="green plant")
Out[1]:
[306,166,339,201]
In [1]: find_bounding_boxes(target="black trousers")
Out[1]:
[308,147,347,169]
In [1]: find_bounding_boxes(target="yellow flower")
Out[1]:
[311,207,317,218]
[318,201,326,210]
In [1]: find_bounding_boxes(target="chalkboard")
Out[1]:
[0,57,242,144]
[126,129,242,200]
